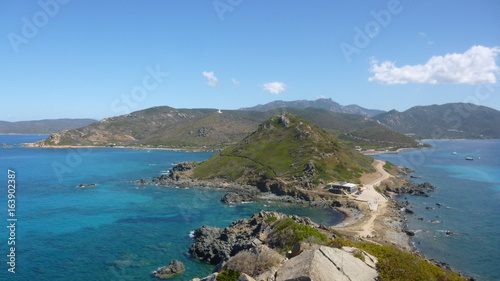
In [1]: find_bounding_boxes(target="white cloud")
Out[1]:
[418,32,426,37]
[202,71,218,87]
[261,82,287,94]
[368,45,500,85]
[231,78,240,86]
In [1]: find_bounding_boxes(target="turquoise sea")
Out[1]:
[0,135,343,281]
[374,140,500,281]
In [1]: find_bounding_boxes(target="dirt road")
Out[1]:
[356,160,389,212]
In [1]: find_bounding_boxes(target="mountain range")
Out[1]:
[0,119,97,134]
[32,106,417,149]
[240,98,385,117]
[373,103,500,139]
[15,99,500,149]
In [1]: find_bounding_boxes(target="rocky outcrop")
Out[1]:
[189,211,322,265]
[153,260,185,279]
[192,245,379,281]
[171,161,198,172]
[220,192,253,204]
[222,245,285,279]
[187,211,384,281]
[275,246,378,281]
[382,178,437,197]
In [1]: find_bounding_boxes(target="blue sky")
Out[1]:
[1,0,499,121]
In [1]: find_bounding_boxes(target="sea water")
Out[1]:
[374,140,500,281]
[0,135,343,281]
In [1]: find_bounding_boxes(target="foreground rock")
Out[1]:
[275,245,378,281]
[153,260,185,279]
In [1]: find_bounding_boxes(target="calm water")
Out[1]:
[0,135,343,281]
[374,140,500,281]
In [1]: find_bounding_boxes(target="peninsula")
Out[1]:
[146,113,466,280]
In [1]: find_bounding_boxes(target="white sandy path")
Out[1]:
[354,160,391,237]
[356,160,389,212]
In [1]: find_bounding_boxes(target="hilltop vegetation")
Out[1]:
[34,106,417,150]
[190,114,375,191]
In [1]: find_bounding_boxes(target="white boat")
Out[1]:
[465,157,473,161]
[452,152,457,155]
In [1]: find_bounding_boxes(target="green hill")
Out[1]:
[34,106,417,150]
[191,114,375,192]
[374,103,500,139]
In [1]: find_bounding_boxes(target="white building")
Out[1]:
[325,182,358,194]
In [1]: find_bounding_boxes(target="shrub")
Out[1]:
[266,218,328,252]
[224,248,284,277]
[328,237,354,249]
[353,242,464,281]
[328,238,464,280]
[265,216,277,223]
[352,249,365,262]
[216,270,240,281]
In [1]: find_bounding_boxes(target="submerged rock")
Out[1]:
[77,184,96,188]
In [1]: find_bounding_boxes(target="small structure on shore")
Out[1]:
[325,182,358,194]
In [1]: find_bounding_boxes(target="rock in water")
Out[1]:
[153,260,185,279]
[220,192,245,204]
[77,183,96,188]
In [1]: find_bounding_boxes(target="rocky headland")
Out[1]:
[187,211,464,281]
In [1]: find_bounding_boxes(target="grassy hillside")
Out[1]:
[192,114,375,189]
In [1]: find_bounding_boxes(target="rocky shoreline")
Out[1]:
[135,161,471,280]
[189,211,380,281]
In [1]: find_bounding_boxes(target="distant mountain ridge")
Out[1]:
[0,118,97,134]
[32,106,417,149]
[374,103,500,139]
[240,98,385,117]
